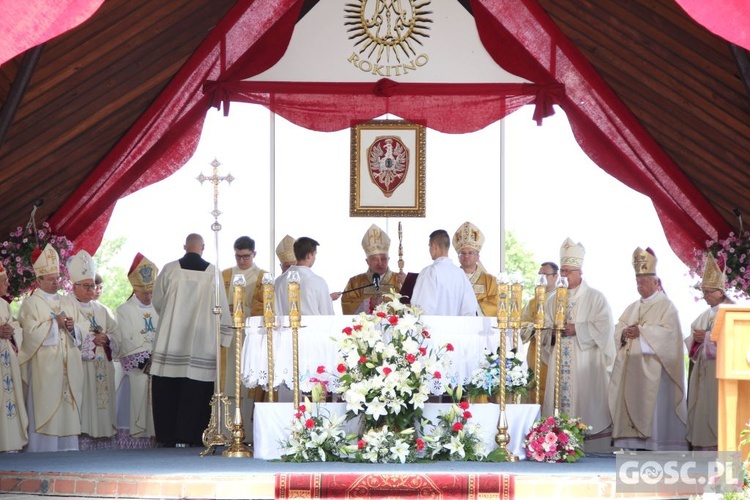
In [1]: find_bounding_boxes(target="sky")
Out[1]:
[103,102,731,332]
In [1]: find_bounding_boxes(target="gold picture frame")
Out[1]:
[350,119,426,217]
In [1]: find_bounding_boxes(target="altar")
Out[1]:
[240,315,528,392]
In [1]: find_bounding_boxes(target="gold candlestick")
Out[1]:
[262,273,275,402]
[510,282,523,350]
[533,279,546,406]
[494,276,518,461]
[553,278,568,416]
[223,275,252,457]
[288,271,301,409]
[397,221,404,273]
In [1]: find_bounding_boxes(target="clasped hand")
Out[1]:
[0,323,14,339]
[622,324,640,339]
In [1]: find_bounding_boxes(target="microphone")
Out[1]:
[372,273,381,291]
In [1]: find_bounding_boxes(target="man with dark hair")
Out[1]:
[150,233,232,447]
[411,229,478,316]
[274,236,334,316]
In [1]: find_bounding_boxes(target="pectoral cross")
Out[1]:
[197,159,234,225]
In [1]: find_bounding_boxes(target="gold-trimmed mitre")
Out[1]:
[560,237,585,268]
[32,243,60,277]
[67,250,97,283]
[701,253,725,290]
[128,253,159,291]
[362,224,391,257]
[452,221,485,253]
[632,247,657,276]
[275,235,296,263]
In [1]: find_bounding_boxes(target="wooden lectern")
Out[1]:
[713,305,750,454]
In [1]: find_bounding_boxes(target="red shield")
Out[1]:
[367,136,409,198]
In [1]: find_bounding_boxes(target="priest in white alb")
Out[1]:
[18,244,83,452]
[609,247,688,451]
[542,238,615,450]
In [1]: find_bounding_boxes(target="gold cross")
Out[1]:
[197,159,234,221]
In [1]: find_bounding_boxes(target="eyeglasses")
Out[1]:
[458,251,478,257]
[235,253,254,260]
[559,269,580,275]
[75,283,97,290]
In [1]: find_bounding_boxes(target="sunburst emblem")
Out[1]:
[345,1,433,63]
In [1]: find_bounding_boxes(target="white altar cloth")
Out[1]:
[241,315,527,394]
[253,402,540,461]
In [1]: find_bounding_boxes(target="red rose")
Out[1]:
[452,421,463,432]
[406,353,416,363]
[342,327,352,335]
[463,411,472,419]
[359,355,367,364]
[358,439,365,449]
[459,401,470,410]
[376,311,386,318]
[422,330,430,338]
[383,367,392,376]
[416,438,425,451]
[353,324,363,331]
[337,363,347,373]
[298,404,306,413]
[316,365,325,374]
[418,347,427,356]
[294,411,302,419]
[446,343,454,352]
[388,315,398,325]
[433,371,442,379]
[305,418,315,429]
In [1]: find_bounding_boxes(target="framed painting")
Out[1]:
[350,120,426,217]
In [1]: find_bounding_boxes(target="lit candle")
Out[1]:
[262,273,275,328]
[232,274,246,329]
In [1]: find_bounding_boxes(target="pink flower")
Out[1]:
[545,417,556,426]
[558,433,569,444]
[533,450,545,461]
[545,432,558,444]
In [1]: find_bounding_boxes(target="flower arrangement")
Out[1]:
[465,347,533,400]
[335,293,452,433]
[422,388,487,461]
[353,425,418,464]
[691,231,750,299]
[524,413,588,463]
[0,222,75,300]
[278,400,353,462]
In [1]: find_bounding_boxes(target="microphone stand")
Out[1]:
[338,281,377,295]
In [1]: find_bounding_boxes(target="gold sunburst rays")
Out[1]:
[345,0,432,64]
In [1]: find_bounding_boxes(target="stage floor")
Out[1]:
[0,448,677,499]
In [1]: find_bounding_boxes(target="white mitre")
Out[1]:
[67,250,97,283]
[560,237,585,269]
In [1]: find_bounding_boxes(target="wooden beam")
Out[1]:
[0,45,43,149]
[730,43,750,100]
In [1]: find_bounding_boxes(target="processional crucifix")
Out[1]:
[196,159,251,458]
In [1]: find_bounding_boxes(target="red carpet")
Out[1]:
[275,473,514,499]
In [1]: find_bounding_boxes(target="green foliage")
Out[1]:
[94,237,132,311]
[504,231,540,301]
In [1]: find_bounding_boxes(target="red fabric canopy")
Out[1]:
[0,0,104,67]
[44,0,730,265]
[675,0,750,51]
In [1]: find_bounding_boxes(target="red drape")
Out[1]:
[47,0,730,265]
[675,0,750,52]
[0,0,105,67]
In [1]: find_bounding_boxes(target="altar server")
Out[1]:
[18,244,83,452]
[0,262,29,452]
[115,254,159,446]
[341,225,404,314]
[274,236,334,316]
[452,221,498,317]
[68,250,120,444]
[685,253,732,450]
[609,247,688,451]
[411,229,478,316]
